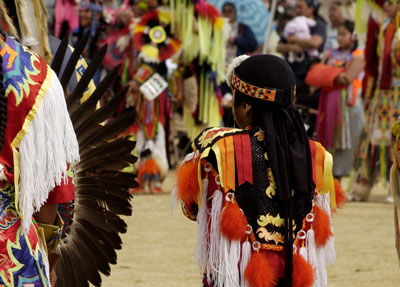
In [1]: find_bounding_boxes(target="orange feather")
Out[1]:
[244,252,277,287]
[176,160,200,204]
[334,179,346,209]
[220,202,248,241]
[313,205,333,247]
[292,253,314,287]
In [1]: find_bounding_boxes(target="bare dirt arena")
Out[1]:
[101,175,400,287]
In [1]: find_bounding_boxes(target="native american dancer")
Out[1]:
[175,55,345,287]
[125,6,181,193]
[351,0,400,201]
[390,120,400,264]
[1,1,138,286]
[0,20,79,287]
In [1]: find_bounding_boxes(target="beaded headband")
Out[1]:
[231,72,295,107]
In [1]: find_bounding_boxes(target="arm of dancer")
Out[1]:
[334,53,365,86]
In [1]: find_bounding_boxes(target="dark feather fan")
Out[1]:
[53,33,138,287]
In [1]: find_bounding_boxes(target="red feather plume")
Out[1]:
[219,201,248,241]
[176,160,200,204]
[334,179,346,209]
[313,205,333,247]
[292,254,314,287]
[244,252,277,287]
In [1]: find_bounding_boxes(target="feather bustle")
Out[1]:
[51,36,69,76]
[53,22,137,286]
[66,44,108,106]
[60,31,90,89]
[75,86,130,137]
[71,64,122,127]
[78,112,136,150]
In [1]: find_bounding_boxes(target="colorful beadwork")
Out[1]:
[231,72,276,102]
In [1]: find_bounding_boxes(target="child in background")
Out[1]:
[134,149,163,194]
[315,20,365,179]
[282,15,318,62]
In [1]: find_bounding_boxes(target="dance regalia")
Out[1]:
[176,127,343,286]
[354,17,400,189]
[126,8,181,192]
[0,37,79,286]
[316,48,364,176]
[391,122,400,263]
[0,2,139,285]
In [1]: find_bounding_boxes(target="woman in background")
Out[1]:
[315,20,365,179]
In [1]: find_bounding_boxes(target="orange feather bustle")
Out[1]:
[176,160,200,204]
[334,179,346,209]
[244,252,277,287]
[313,205,333,247]
[220,202,248,241]
[292,253,314,287]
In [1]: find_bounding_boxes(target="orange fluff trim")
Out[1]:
[292,254,314,287]
[334,179,346,209]
[244,252,277,287]
[220,201,248,241]
[176,159,200,204]
[313,205,333,247]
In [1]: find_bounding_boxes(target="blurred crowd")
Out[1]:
[38,0,398,204]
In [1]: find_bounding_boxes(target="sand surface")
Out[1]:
[100,175,400,286]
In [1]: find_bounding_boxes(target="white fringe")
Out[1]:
[316,246,328,287]
[218,236,229,286]
[316,194,336,266]
[324,236,336,266]
[182,152,195,165]
[240,240,251,287]
[225,240,241,287]
[195,178,210,271]
[19,69,79,234]
[169,187,178,215]
[225,55,250,87]
[209,190,223,281]
[299,246,308,261]
[306,229,319,286]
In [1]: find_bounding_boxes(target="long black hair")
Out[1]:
[233,55,315,286]
[339,20,358,52]
[304,0,327,23]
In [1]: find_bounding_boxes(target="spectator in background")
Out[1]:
[313,20,365,180]
[277,0,326,134]
[220,2,258,127]
[222,2,258,63]
[324,1,346,51]
[71,0,105,62]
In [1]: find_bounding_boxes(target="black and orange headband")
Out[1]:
[231,71,295,107]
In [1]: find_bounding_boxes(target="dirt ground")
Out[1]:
[101,175,400,287]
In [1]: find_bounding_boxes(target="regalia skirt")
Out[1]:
[316,89,364,177]
[355,87,400,185]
